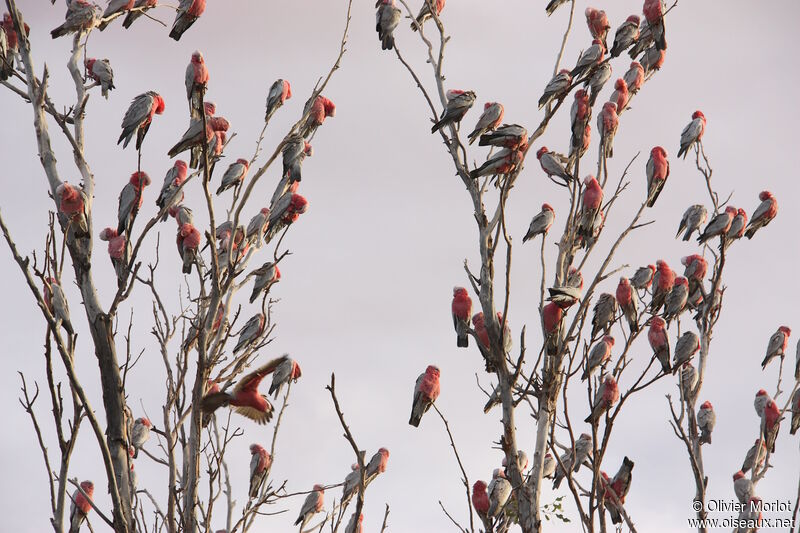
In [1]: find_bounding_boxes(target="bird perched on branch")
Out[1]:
[467,102,504,145]
[295,485,324,529]
[122,0,158,29]
[85,58,114,98]
[762,326,791,369]
[523,203,555,242]
[117,171,151,235]
[745,190,778,239]
[451,287,472,348]
[677,110,706,159]
[585,374,619,423]
[248,444,271,499]
[68,480,94,533]
[376,0,401,50]
[611,15,640,57]
[409,365,440,427]
[645,146,669,207]
[675,205,707,241]
[185,50,209,119]
[268,356,301,398]
[265,79,292,123]
[170,0,205,41]
[51,0,97,39]
[539,69,572,110]
[118,91,165,150]
[411,0,445,31]
[431,90,476,133]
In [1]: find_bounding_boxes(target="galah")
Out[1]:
[642,0,667,50]
[472,481,490,520]
[294,485,324,529]
[631,264,655,290]
[585,8,610,49]
[551,451,575,489]
[725,208,748,244]
[610,15,640,57]
[185,50,209,118]
[744,190,778,239]
[44,278,74,336]
[85,58,114,98]
[586,62,612,106]
[570,89,592,150]
[681,254,707,293]
[268,356,301,398]
[301,95,336,138]
[472,312,513,370]
[650,259,675,313]
[547,285,582,309]
[502,450,529,476]
[376,0,401,50]
[570,39,605,79]
[130,417,151,458]
[597,101,618,158]
[98,0,134,30]
[122,0,158,28]
[573,433,593,470]
[249,444,271,499]
[567,267,584,290]
[675,204,707,241]
[697,401,715,445]
[543,302,563,354]
[245,208,271,249]
[68,480,94,533]
[482,384,501,414]
[762,326,791,369]
[216,158,249,195]
[622,61,645,94]
[201,356,288,424]
[741,439,767,474]
[168,115,229,159]
[451,286,472,348]
[570,122,591,161]
[579,175,603,238]
[344,513,363,533]
[51,0,97,39]
[487,470,511,518]
[117,171,151,235]
[648,316,670,373]
[754,389,771,419]
[341,464,361,504]
[282,134,313,182]
[732,471,753,505]
[542,453,556,479]
[233,313,266,354]
[790,389,800,435]
[55,182,88,236]
[176,223,200,274]
[264,79,292,123]
[645,146,669,207]
[266,191,308,240]
[582,335,614,381]
[169,204,193,227]
[169,0,205,41]
[411,0,445,31]
[118,91,165,150]
[365,447,390,485]
[762,399,780,452]
[628,17,653,58]
[0,26,10,82]
[545,0,569,16]
[608,78,629,113]
[467,102,504,145]
[409,365,440,427]
[523,203,555,242]
[538,69,572,109]
[697,206,736,244]
[673,331,699,372]
[663,276,688,324]
[616,277,639,333]
[606,457,634,525]
[99,228,130,286]
[431,90,476,133]
[156,161,188,221]
[591,293,617,339]
[537,147,572,185]
[640,46,665,74]
[470,147,525,179]
[677,110,706,159]
[478,123,527,148]
[679,362,698,403]
[247,262,280,304]
[585,374,619,423]
[129,461,137,494]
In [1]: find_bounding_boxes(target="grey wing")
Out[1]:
[269,191,292,222]
[122,93,154,130]
[766,331,783,356]
[95,59,113,81]
[680,119,701,146]
[749,200,770,224]
[185,62,194,100]
[249,452,260,479]
[118,184,136,225]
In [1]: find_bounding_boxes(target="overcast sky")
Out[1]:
[1,1,799,532]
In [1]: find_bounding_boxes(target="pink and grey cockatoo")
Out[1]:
[233,313,266,354]
[642,0,667,50]
[645,146,669,207]
[365,447,390,485]
[117,171,151,235]
[754,389,772,419]
[567,266,584,290]
[268,356,301,398]
[246,208,271,249]
[663,276,688,324]
[249,261,280,304]
[248,444,271,499]
[170,0,205,41]
[790,389,800,435]
[676,204,707,241]
[341,463,361,504]
[725,208,748,245]
[545,0,569,16]
[156,161,188,221]
[579,175,603,238]
[409,365,440,427]
[591,293,617,339]
[56,182,89,237]
[265,79,292,123]
[411,0,445,31]
[648,316,670,373]
[616,277,639,333]
[1,13,26,72]
[762,326,791,369]
[542,453,556,480]
[597,101,618,158]
[479,123,527,149]
[85,58,114,98]
[523,203,555,242]
[570,89,591,150]
[472,312,512,371]
[344,513,363,533]
[470,146,526,179]
[487,469,511,518]
[608,78,629,114]
[502,450,529,476]
[741,439,767,474]
[697,401,715,445]
[168,115,229,160]
[301,94,336,138]
[472,480,490,521]
[282,134,313,182]
[628,17,653,57]
[68,480,94,533]
[586,62,612,106]
[118,91,165,150]
[681,254,707,296]
[650,259,675,313]
[732,471,753,504]
[169,204,193,227]
[585,8,610,49]
[585,374,619,423]
[122,0,157,28]
[216,158,249,195]
[265,191,308,240]
[44,278,74,336]
[551,451,574,489]
[622,61,645,94]
[467,102,504,145]
[673,331,699,372]
[679,362,698,402]
[573,434,593,473]
[547,283,582,310]
[431,89,476,133]
[99,228,130,287]
[98,0,134,31]
[451,286,472,348]
[176,223,200,274]
[185,50,209,118]
[677,110,706,159]
[697,206,736,244]
[582,335,614,381]
[631,264,655,291]
[295,485,325,528]
[51,0,97,39]
[538,69,572,109]
[762,399,781,452]
[745,190,778,239]
[130,417,151,458]
[571,123,591,161]
[376,0,401,50]
[201,356,288,425]
[610,15,640,57]
[570,39,605,79]
[640,45,665,75]
[605,457,634,525]
[543,302,564,355]
[537,147,572,185]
